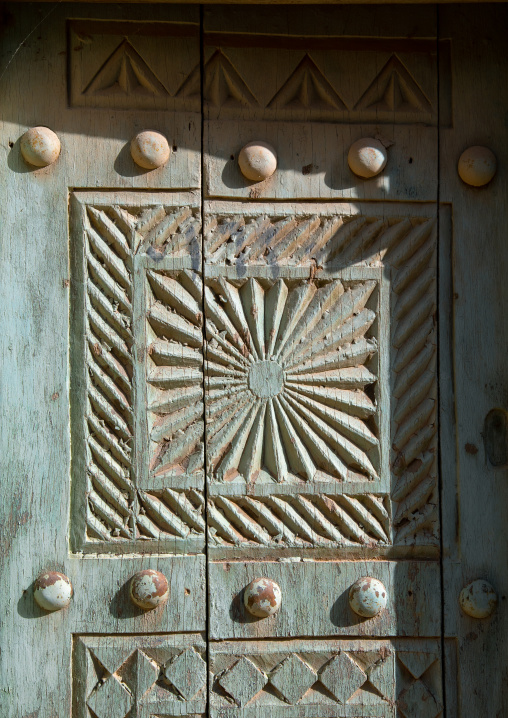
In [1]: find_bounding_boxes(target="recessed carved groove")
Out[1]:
[208,493,389,548]
[73,200,205,551]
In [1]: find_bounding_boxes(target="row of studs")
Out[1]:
[19,126,498,187]
[33,570,498,620]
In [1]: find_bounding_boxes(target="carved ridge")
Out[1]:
[208,493,389,548]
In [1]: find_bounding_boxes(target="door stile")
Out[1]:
[201,6,445,718]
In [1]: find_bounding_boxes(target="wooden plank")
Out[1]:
[0,6,203,718]
[439,5,508,716]
[1,3,201,191]
[209,560,441,640]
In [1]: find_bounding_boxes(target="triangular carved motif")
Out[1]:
[354,55,432,113]
[84,39,169,97]
[176,50,258,108]
[90,646,133,675]
[268,54,346,111]
[397,651,438,680]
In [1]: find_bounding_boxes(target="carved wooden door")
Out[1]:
[1,3,508,717]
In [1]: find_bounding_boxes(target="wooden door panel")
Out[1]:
[3,3,508,717]
[439,6,508,715]
[210,638,444,718]
[209,560,441,640]
[0,5,204,718]
[69,191,203,554]
[203,7,442,717]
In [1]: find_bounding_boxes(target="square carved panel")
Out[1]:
[70,195,439,557]
[73,633,206,718]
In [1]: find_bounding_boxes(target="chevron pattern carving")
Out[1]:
[75,201,205,550]
[137,489,205,540]
[84,205,135,542]
[204,212,433,268]
[210,639,443,714]
[75,198,438,552]
[387,222,438,546]
[208,493,389,548]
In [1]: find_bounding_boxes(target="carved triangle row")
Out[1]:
[82,42,432,114]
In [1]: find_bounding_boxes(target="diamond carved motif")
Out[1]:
[164,648,207,700]
[87,676,133,718]
[269,654,317,704]
[218,657,267,706]
[398,680,443,718]
[319,652,367,703]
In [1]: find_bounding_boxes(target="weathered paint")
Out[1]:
[348,576,388,618]
[130,130,171,170]
[244,578,282,618]
[129,569,170,610]
[34,572,73,611]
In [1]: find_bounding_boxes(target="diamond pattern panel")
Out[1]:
[75,634,206,718]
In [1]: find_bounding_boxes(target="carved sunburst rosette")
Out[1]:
[204,276,380,485]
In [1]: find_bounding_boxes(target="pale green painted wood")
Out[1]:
[0,4,203,718]
[439,5,508,716]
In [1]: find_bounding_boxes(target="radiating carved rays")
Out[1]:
[146,269,205,480]
[205,277,379,483]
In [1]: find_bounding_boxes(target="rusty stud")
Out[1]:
[20,126,61,167]
[347,137,388,179]
[34,571,73,611]
[349,577,387,618]
[458,146,497,187]
[244,577,282,618]
[129,569,169,610]
[459,579,498,618]
[130,130,171,170]
[238,141,277,182]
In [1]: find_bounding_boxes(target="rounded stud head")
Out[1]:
[458,146,497,187]
[34,571,73,611]
[349,577,387,618]
[129,569,169,610]
[348,137,388,179]
[130,131,171,170]
[20,126,61,168]
[459,579,498,618]
[238,141,277,182]
[244,577,282,618]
